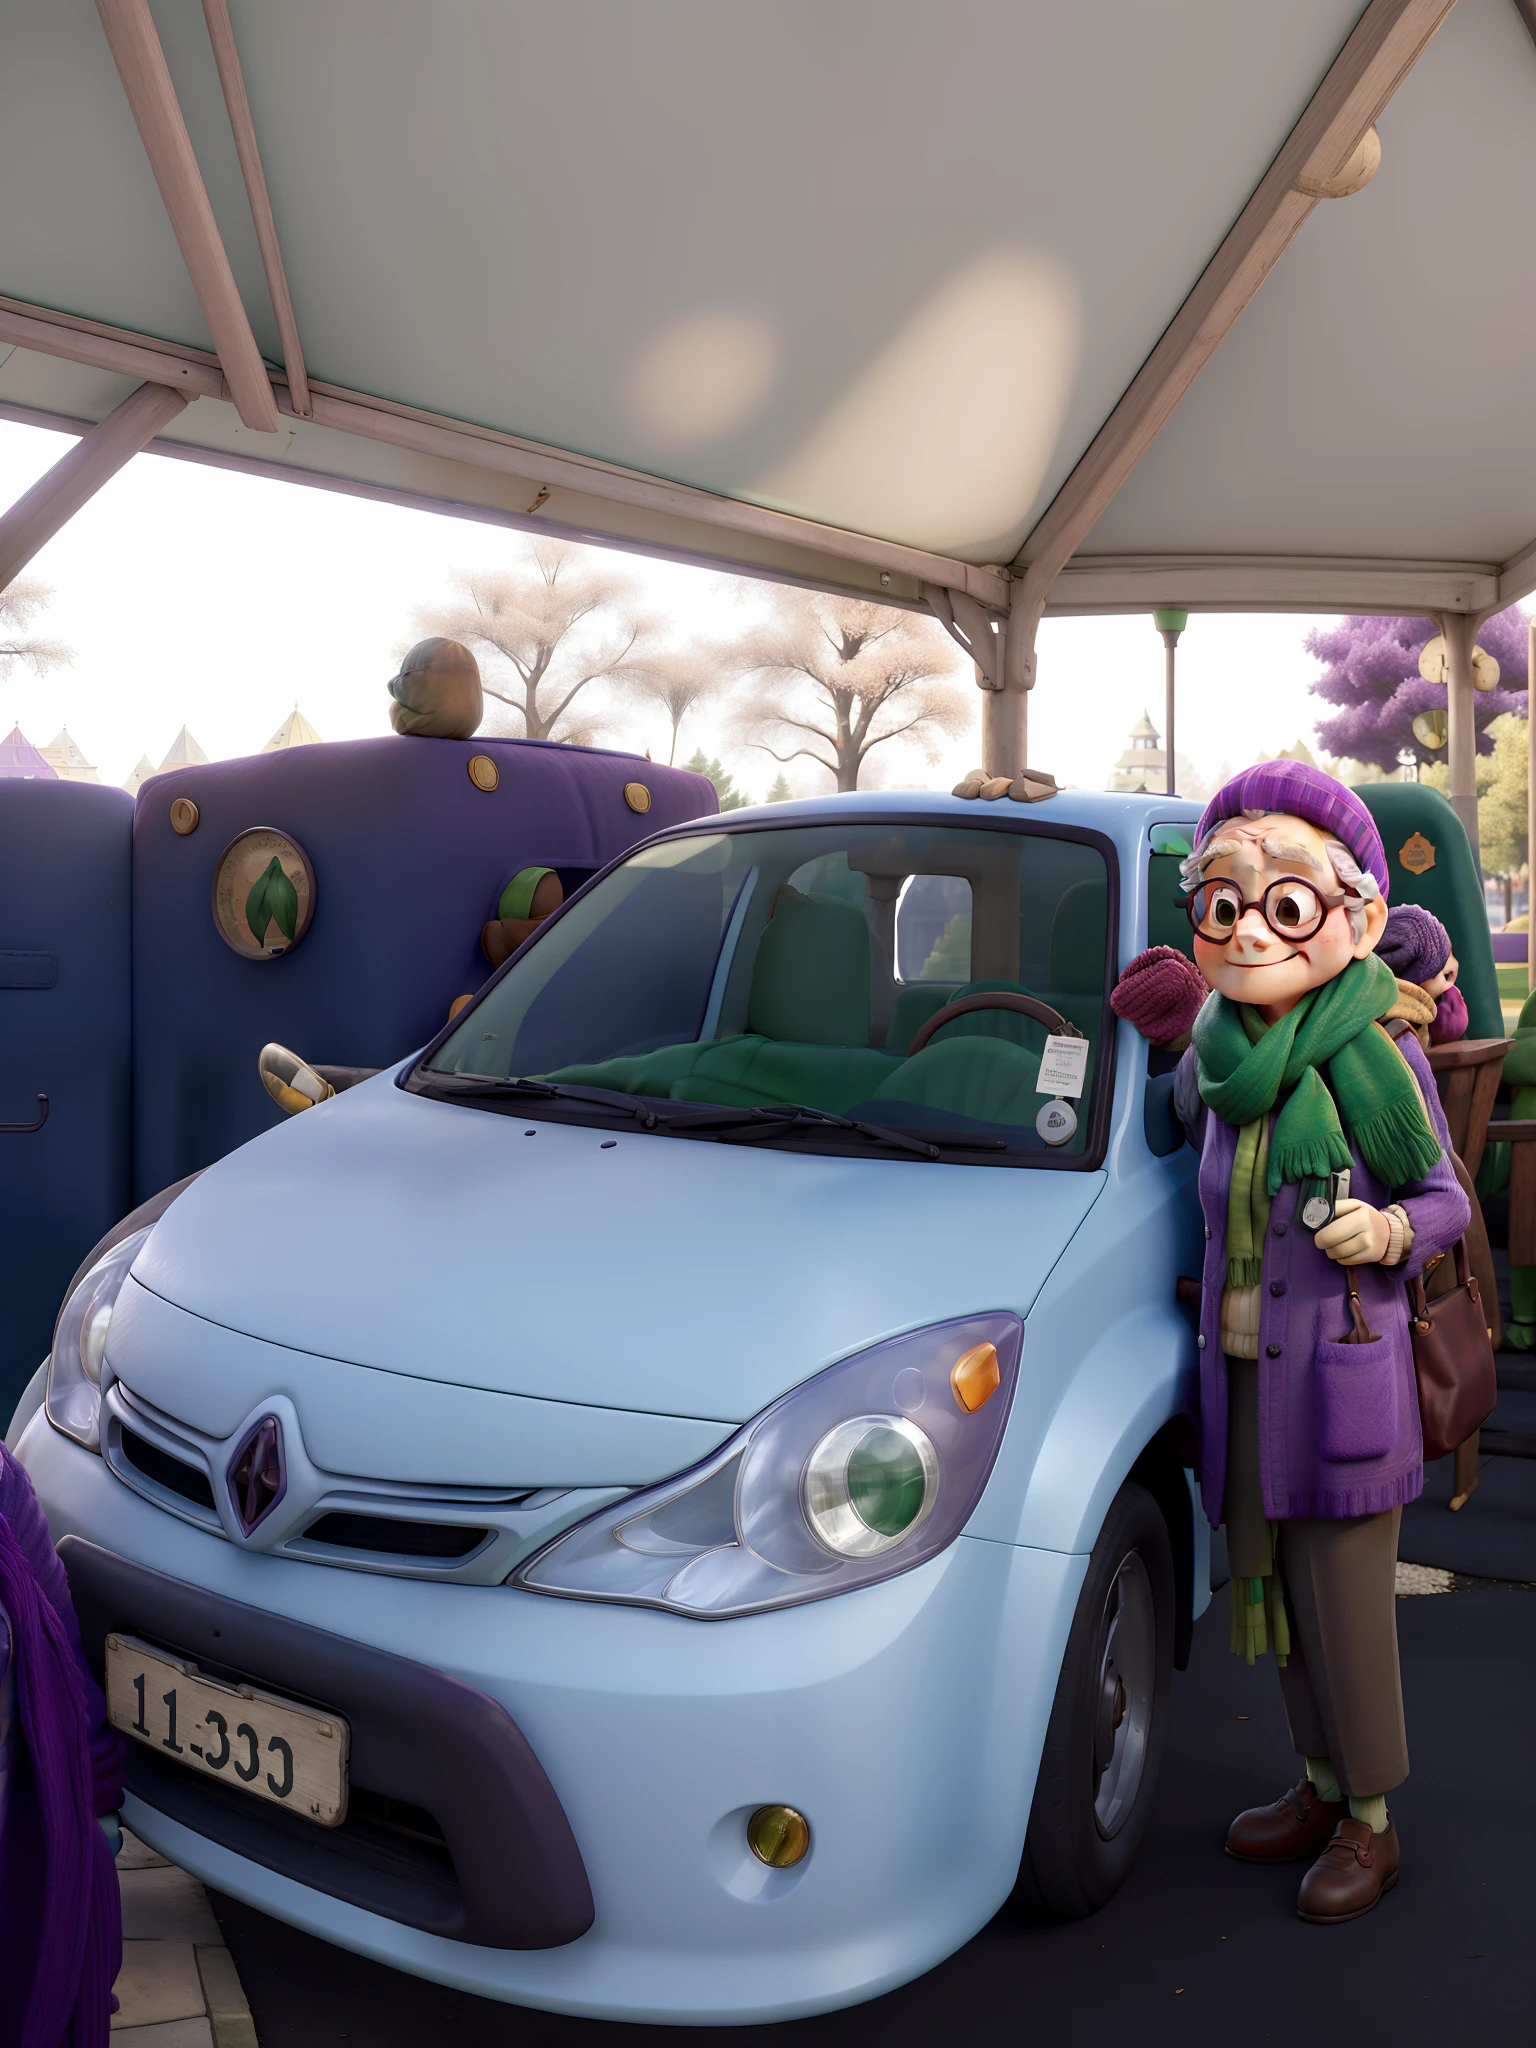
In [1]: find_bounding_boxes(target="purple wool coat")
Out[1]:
[1174,1031,1469,1523]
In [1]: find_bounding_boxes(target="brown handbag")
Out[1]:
[1407,1239,1497,1462]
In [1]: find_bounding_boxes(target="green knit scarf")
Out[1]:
[1194,953,1441,1203]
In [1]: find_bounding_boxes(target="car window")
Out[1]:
[423,820,1114,1162]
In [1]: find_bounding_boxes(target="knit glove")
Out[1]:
[1111,946,1208,1050]
[1428,983,1468,1045]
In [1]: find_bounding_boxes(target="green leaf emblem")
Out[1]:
[245,856,299,946]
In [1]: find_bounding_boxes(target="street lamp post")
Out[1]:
[1153,610,1188,797]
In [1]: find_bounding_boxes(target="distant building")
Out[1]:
[262,705,323,751]
[37,726,100,783]
[157,726,209,771]
[0,724,57,779]
[1107,711,1169,793]
[122,754,157,797]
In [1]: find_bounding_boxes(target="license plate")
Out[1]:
[105,1633,350,1828]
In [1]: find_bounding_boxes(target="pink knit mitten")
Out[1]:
[1111,946,1208,1048]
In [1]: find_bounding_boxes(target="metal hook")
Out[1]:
[0,1093,48,1134]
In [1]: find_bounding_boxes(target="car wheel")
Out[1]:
[1013,1479,1174,1918]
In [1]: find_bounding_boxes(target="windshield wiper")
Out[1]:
[424,1074,678,1125]
[428,1075,987,1159]
[708,1105,940,1161]
[425,1073,787,1136]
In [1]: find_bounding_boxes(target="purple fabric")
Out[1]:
[1377,903,1451,984]
[1109,945,1207,1044]
[0,1449,123,2048]
[1195,760,1389,900]
[1175,1032,1469,1522]
[1429,983,1469,1046]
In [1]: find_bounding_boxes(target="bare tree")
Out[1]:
[412,541,650,743]
[729,593,970,791]
[0,578,71,680]
[625,648,723,764]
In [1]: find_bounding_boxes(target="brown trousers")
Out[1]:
[1225,1359,1408,1796]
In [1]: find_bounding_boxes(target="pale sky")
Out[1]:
[0,415,1338,800]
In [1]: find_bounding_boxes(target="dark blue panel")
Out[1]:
[133,737,714,1198]
[0,780,133,1420]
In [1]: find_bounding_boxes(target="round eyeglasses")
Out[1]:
[1186,875,1348,946]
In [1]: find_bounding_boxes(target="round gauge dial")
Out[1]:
[211,827,316,959]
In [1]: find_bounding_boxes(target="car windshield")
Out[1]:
[416,818,1114,1163]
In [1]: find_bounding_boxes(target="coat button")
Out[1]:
[1197,1335,1206,1349]
[1273,1222,1287,1237]
[1266,1343,1282,1358]
[1204,1225,1212,1240]
[1270,1280,1286,1297]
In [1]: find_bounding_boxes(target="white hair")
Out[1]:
[1180,818,1379,941]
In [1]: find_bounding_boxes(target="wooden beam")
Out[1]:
[0,383,189,592]
[0,303,223,400]
[0,299,1010,609]
[94,0,280,432]
[201,0,310,417]
[1045,552,1499,617]
[1498,532,1536,609]
[995,0,1457,736]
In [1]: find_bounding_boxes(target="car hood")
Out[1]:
[133,1073,1105,1424]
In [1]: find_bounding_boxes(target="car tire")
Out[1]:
[1013,1479,1175,1918]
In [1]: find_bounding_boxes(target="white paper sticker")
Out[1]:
[1036,1034,1090,1099]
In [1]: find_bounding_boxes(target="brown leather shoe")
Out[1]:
[1296,1816,1400,1923]
[1226,1778,1347,1863]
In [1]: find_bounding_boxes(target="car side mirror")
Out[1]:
[258,1043,336,1117]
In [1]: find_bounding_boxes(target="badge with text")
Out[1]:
[1036,1033,1090,1100]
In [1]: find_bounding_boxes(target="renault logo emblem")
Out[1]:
[227,1415,286,1535]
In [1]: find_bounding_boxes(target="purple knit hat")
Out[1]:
[1377,902,1451,983]
[1195,760,1389,900]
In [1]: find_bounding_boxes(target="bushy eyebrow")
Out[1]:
[1261,835,1327,873]
[1197,833,1327,876]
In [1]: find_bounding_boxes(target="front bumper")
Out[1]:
[22,1415,1086,2024]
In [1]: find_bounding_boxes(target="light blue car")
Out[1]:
[15,785,1210,2024]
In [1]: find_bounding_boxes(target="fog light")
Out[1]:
[747,1805,810,1867]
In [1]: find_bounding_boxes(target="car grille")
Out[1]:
[302,1513,489,1561]
[118,1424,219,1513]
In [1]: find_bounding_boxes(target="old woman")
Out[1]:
[1113,761,1468,1924]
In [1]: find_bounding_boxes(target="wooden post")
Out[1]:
[1440,610,1481,866]
[0,384,189,594]
[984,599,1038,775]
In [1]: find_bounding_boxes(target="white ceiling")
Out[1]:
[0,0,1370,565]
[1083,0,1536,567]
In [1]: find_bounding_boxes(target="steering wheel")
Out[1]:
[907,990,1080,1056]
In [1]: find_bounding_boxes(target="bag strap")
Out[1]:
[1346,1268,1376,1342]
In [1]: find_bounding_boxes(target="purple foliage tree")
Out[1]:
[1307,606,1529,773]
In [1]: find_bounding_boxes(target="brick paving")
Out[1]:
[112,1829,257,2046]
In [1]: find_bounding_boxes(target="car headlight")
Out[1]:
[509,1313,1021,1619]
[46,1228,151,1452]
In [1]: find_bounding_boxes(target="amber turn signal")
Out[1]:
[950,1341,1000,1413]
[746,1805,810,1868]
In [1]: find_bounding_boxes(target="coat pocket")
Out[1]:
[1314,1337,1398,1462]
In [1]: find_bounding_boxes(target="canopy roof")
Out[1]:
[0,2,1530,648]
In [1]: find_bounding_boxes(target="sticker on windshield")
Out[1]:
[1036,1034,1089,1100]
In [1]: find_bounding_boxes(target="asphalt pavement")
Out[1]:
[209,1574,1534,2047]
